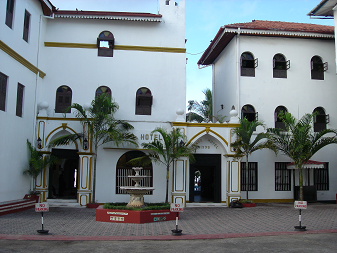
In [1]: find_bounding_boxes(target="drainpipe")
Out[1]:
[236,28,241,115]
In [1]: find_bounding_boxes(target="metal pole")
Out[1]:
[176,212,179,231]
[41,212,44,231]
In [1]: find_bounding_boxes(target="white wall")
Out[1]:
[0,0,47,201]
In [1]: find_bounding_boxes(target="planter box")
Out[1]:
[242,203,256,207]
[96,205,177,224]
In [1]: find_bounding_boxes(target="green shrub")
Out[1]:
[103,202,170,211]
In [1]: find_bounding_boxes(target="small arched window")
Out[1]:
[241,104,257,122]
[95,86,111,98]
[55,86,72,113]
[241,52,258,77]
[273,54,289,78]
[311,56,327,80]
[275,106,288,130]
[313,107,329,132]
[97,31,114,57]
[135,87,153,115]
[116,151,153,194]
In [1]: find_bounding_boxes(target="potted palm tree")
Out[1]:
[24,140,58,201]
[49,94,138,207]
[231,118,276,207]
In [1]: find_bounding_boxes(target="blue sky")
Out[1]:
[51,0,334,105]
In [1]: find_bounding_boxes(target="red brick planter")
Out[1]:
[242,203,256,207]
[96,205,177,224]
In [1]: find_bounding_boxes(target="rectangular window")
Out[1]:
[241,162,258,191]
[6,0,15,28]
[16,83,24,117]
[314,164,329,191]
[275,162,291,191]
[23,10,30,42]
[0,72,8,111]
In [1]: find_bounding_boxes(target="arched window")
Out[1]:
[275,106,288,130]
[241,52,257,77]
[311,56,327,80]
[116,151,153,194]
[97,31,114,57]
[313,107,329,132]
[95,86,111,97]
[273,54,289,78]
[241,104,257,122]
[135,87,153,115]
[55,86,72,113]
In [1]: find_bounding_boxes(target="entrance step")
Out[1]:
[186,203,227,207]
[47,199,82,208]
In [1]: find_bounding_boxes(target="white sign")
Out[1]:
[294,201,307,209]
[170,203,184,212]
[35,203,49,212]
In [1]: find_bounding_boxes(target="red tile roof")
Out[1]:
[53,10,162,18]
[198,20,334,66]
[225,20,334,34]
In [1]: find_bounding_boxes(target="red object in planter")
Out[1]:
[242,203,256,207]
[96,205,177,224]
[86,203,100,208]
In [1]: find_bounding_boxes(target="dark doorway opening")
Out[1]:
[189,154,221,203]
[49,149,79,199]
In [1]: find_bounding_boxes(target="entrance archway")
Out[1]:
[49,149,79,199]
[189,154,221,203]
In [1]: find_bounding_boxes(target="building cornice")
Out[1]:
[0,40,46,78]
[44,42,186,53]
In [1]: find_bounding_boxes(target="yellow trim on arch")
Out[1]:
[45,125,80,150]
[44,42,186,53]
[0,40,46,78]
[187,128,228,146]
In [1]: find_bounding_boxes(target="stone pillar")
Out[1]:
[77,153,93,206]
[35,153,50,202]
[171,158,188,207]
[225,155,241,204]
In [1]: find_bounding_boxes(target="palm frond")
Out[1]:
[48,133,83,147]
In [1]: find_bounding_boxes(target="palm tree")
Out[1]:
[267,112,337,201]
[129,127,198,203]
[187,88,226,123]
[231,118,275,201]
[24,140,58,193]
[49,94,138,203]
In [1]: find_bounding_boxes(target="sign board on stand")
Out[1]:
[170,203,184,212]
[294,201,307,209]
[35,203,49,212]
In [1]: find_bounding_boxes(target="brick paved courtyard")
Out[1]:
[0,203,337,238]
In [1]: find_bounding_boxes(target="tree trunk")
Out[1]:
[246,155,249,200]
[299,166,303,201]
[165,165,169,203]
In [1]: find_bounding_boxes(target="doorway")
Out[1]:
[49,149,79,199]
[189,154,221,203]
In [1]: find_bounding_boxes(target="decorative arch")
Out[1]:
[273,53,289,78]
[116,150,153,194]
[45,124,80,150]
[95,86,111,97]
[187,127,229,153]
[274,105,288,130]
[313,106,329,132]
[311,55,327,80]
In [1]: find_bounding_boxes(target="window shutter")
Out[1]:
[286,60,290,70]
[254,58,258,68]
[324,62,328,72]
[325,114,330,124]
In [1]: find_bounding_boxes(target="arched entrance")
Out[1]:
[189,154,221,203]
[48,149,79,199]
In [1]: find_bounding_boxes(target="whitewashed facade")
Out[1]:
[197,20,337,202]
